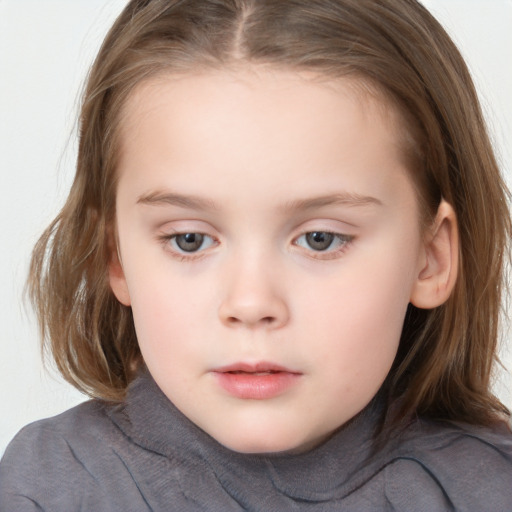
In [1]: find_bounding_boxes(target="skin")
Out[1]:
[109,68,457,454]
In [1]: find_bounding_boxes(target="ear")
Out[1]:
[107,230,131,307]
[410,200,458,309]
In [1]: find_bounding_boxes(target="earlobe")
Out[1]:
[107,234,131,307]
[410,200,458,309]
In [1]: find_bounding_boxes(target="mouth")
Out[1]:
[212,362,302,400]
[226,370,281,375]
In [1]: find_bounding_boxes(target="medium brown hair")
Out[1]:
[29,0,510,424]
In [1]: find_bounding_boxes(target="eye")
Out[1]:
[168,233,216,253]
[294,231,352,252]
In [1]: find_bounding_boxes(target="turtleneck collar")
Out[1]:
[109,370,389,504]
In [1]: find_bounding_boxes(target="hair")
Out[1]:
[29,0,510,426]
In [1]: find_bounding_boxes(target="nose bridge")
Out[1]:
[218,243,289,329]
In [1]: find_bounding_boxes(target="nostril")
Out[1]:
[225,315,276,326]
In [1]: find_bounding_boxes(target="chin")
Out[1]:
[217,430,325,455]
[223,439,297,455]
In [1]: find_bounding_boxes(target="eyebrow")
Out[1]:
[137,190,219,211]
[279,192,383,213]
[136,190,382,213]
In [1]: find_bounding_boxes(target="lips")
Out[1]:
[212,362,301,400]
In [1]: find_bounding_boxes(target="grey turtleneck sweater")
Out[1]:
[1,372,511,511]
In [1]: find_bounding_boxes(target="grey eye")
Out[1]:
[173,233,206,252]
[295,231,352,253]
[304,231,335,251]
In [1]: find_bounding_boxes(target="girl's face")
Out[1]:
[111,69,427,453]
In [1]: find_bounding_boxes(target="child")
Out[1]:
[1,0,511,509]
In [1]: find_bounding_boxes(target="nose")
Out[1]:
[218,255,290,330]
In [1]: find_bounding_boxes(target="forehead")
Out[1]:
[119,68,405,155]
[114,68,414,211]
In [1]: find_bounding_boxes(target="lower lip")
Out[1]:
[214,371,300,400]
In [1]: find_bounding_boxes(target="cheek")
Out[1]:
[302,242,417,378]
[126,268,203,358]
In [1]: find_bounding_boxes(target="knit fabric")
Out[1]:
[1,371,511,511]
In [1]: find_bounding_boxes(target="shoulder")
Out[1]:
[383,418,512,512]
[0,400,142,511]
[1,400,117,470]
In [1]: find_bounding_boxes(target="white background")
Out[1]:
[1,0,511,456]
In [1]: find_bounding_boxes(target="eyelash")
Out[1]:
[293,231,354,259]
[158,232,218,261]
[157,231,354,261]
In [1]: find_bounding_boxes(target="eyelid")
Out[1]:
[155,220,356,262]
[292,230,355,260]
[157,229,219,260]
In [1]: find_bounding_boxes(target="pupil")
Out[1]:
[176,233,204,252]
[306,232,334,251]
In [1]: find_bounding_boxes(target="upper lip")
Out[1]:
[213,362,301,374]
